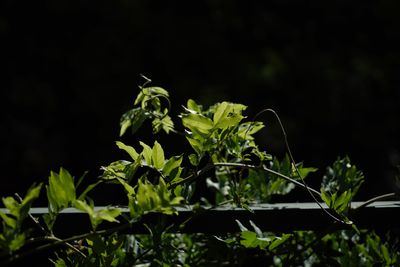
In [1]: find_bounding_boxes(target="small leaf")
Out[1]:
[140,141,153,165]
[188,154,199,166]
[187,99,201,113]
[119,108,147,136]
[240,231,258,248]
[269,234,292,250]
[152,141,165,169]
[162,155,183,176]
[8,233,26,252]
[0,211,16,229]
[116,141,139,161]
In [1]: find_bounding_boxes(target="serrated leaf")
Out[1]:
[116,141,139,161]
[152,141,165,169]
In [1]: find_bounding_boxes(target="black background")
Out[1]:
[1,0,400,203]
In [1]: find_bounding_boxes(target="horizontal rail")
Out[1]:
[2,201,399,234]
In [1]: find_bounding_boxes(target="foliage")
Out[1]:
[1,80,399,266]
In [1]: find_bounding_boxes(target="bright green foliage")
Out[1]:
[46,168,76,213]
[181,99,250,158]
[125,177,184,219]
[321,157,365,216]
[120,84,174,136]
[44,168,77,230]
[74,200,121,231]
[0,183,42,253]
[1,81,399,266]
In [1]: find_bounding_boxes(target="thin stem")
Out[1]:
[214,162,321,197]
[250,108,349,225]
[169,161,321,197]
[354,192,398,210]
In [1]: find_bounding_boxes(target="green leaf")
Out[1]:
[240,231,258,248]
[74,200,121,230]
[116,177,136,195]
[116,141,139,161]
[47,168,76,214]
[152,141,165,169]
[152,114,174,134]
[320,189,332,207]
[213,102,247,129]
[19,183,42,222]
[188,154,199,166]
[119,108,147,136]
[140,141,153,166]
[8,233,26,252]
[186,136,204,155]
[297,167,318,179]
[187,99,201,113]
[2,197,19,218]
[182,113,214,135]
[162,155,183,176]
[269,234,292,250]
[0,211,16,229]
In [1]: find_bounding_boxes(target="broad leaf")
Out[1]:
[182,113,213,135]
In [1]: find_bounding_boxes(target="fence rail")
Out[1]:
[2,201,399,235]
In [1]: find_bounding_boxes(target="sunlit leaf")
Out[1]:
[152,141,165,170]
[213,102,246,129]
[187,99,201,113]
[182,113,213,135]
[140,141,153,166]
[116,141,139,161]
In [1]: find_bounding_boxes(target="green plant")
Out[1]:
[1,77,399,266]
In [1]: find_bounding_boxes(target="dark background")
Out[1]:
[1,1,400,203]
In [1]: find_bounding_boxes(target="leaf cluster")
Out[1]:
[1,79,399,266]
